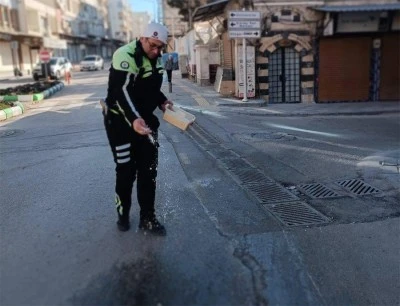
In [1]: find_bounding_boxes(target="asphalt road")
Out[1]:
[0,69,399,306]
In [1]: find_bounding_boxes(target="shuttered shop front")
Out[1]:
[318,37,371,102]
[380,34,400,101]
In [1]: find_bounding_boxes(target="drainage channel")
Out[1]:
[186,123,331,227]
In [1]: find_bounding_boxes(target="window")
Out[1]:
[10,9,19,30]
[0,5,10,27]
[0,6,4,26]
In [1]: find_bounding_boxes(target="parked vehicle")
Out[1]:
[33,57,72,81]
[80,55,104,71]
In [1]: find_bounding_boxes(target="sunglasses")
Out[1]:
[146,38,164,51]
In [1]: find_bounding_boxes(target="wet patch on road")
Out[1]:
[69,257,163,306]
[0,129,25,138]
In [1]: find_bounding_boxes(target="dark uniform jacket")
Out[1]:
[105,39,167,130]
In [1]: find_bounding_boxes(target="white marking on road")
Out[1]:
[171,135,180,143]
[267,123,340,137]
[192,94,210,106]
[53,110,70,113]
[181,105,226,119]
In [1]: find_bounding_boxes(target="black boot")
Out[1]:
[117,216,130,232]
[139,216,166,236]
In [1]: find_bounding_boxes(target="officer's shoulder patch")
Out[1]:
[120,61,129,69]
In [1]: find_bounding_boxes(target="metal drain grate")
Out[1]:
[255,183,300,204]
[265,201,331,226]
[189,123,219,144]
[186,122,329,226]
[219,157,253,170]
[336,179,381,195]
[244,182,299,204]
[297,183,341,199]
[208,148,240,160]
[231,168,272,183]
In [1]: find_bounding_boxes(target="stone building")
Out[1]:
[190,0,400,103]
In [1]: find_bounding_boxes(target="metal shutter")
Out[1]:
[318,37,371,102]
[380,34,400,101]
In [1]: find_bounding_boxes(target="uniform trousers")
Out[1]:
[166,69,172,83]
[104,110,158,222]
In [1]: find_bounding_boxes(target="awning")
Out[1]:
[312,3,400,12]
[192,0,229,22]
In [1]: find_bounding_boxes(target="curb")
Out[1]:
[0,102,24,120]
[0,82,64,121]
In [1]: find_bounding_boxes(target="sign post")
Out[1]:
[39,50,51,79]
[228,10,261,102]
[39,50,51,62]
[242,37,248,101]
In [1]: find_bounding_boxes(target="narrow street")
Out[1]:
[0,69,399,306]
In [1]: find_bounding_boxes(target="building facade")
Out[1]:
[190,0,400,103]
[0,0,135,78]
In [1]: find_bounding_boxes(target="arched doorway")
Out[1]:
[268,46,300,103]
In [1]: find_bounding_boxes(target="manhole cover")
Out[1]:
[265,201,331,227]
[336,179,381,195]
[297,183,341,199]
[0,129,25,138]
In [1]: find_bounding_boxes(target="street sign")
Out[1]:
[228,10,262,101]
[237,45,256,98]
[229,11,261,19]
[228,10,261,38]
[229,30,261,38]
[229,20,261,29]
[39,50,51,62]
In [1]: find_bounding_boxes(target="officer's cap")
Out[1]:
[142,22,168,44]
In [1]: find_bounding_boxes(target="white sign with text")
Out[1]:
[237,45,255,98]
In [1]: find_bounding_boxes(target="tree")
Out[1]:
[166,0,211,22]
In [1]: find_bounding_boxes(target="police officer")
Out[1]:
[103,22,173,236]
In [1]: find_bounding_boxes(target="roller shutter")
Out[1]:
[318,37,371,102]
[380,34,400,100]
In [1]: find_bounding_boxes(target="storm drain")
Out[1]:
[240,181,299,204]
[265,201,331,227]
[219,157,254,170]
[188,123,219,145]
[336,179,381,196]
[254,183,300,204]
[297,183,341,199]
[208,147,240,160]
[186,123,329,226]
[231,168,272,184]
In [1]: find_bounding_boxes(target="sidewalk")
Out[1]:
[170,74,400,117]
[0,75,33,87]
[1,69,399,122]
